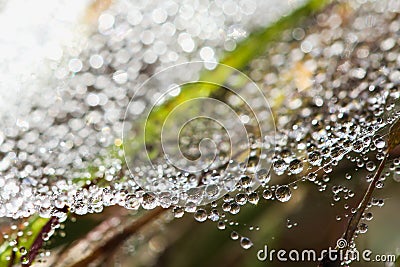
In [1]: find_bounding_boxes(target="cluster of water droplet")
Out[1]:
[168,0,400,250]
[242,0,400,249]
[0,0,298,220]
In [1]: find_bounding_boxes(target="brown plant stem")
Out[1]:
[341,119,400,248]
[318,154,388,267]
[7,237,17,267]
[341,154,387,245]
[54,206,166,267]
[23,216,59,267]
[319,119,400,267]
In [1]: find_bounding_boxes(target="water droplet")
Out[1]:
[230,231,239,240]
[288,159,303,174]
[273,159,287,175]
[240,237,253,249]
[308,151,322,166]
[248,192,259,205]
[217,221,226,230]
[21,256,29,264]
[275,185,292,202]
[262,189,273,200]
[141,193,158,210]
[358,223,368,234]
[230,202,240,214]
[209,209,220,221]
[194,209,207,222]
[124,194,140,210]
[366,161,376,172]
[173,207,184,218]
[235,193,247,205]
[364,212,373,221]
[19,247,27,255]
[374,137,386,149]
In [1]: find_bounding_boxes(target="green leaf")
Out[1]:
[0,216,48,266]
[389,118,400,151]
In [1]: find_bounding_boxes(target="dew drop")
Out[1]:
[235,193,247,205]
[275,185,292,202]
[358,223,368,234]
[366,161,376,172]
[273,159,287,175]
[308,151,322,166]
[374,137,385,149]
[194,208,207,222]
[262,189,273,200]
[288,159,303,174]
[240,237,253,249]
[217,221,226,230]
[209,209,220,221]
[173,207,184,218]
[230,231,239,240]
[229,202,240,214]
[220,201,230,211]
[124,194,140,210]
[141,193,158,210]
[21,256,29,265]
[19,247,27,255]
[364,212,373,221]
[248,192,259,205]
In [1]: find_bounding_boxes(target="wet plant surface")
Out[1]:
[1,0,400,266]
